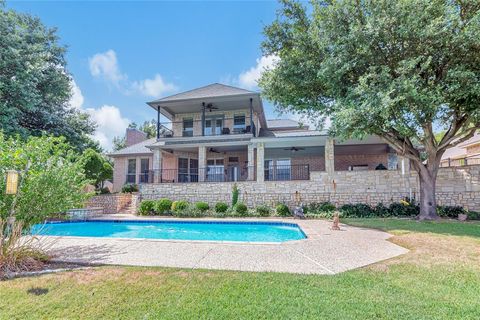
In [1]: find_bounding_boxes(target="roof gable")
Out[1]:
[149,83,256,103]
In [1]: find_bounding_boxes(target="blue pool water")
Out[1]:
[31,220,306,242]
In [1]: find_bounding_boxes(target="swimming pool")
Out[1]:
[31,220,306,243]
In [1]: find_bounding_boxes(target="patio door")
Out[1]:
[207,158,224,181]
[204,116,223,136]
[178,158,198,183]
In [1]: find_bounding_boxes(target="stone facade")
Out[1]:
[85,193,139,214]
[140,165,480,211]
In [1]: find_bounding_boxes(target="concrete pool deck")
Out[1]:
[45,215,408,274]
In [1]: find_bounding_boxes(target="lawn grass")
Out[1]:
[1,219,479,319]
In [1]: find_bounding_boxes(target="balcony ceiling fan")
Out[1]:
[284,147,305,152]
[205,103,218,112]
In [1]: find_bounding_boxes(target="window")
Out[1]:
[139,159,149,183]
[182,118,193,137]
[233,114,246,134]
[126,159,136,184]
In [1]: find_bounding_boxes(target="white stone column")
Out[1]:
[198,145,207,182]
[153,149,162,183]
[247,144,255,181]
[325,137,335,176]
[400,156,410,174]
[256,142,265,182]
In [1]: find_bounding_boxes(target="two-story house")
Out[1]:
[109,83,397,192]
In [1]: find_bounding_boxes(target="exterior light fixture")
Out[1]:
[5,170,19,195]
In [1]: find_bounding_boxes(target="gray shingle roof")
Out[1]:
[108,138,155,157]
[149,83,256,103]
[267,119,302,129]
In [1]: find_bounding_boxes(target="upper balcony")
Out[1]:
[147,83,268,142]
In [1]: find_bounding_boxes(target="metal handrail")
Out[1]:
[440,154,480,167]
[157,117,256,138]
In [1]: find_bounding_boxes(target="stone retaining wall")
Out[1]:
[140,165,480,211]
[85,193,138,214]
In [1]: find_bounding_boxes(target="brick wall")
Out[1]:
[112,155,153,192]
[334,154,389,171]
[126,128,147,146]
[140,165,480,211]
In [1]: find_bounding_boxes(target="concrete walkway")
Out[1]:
[46,215,408,275]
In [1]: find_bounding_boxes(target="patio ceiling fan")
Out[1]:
[205,103,218,112]
[209,148,221,153]
[284,147,305,152]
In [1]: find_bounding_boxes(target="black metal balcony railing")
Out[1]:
[133,166,256,184]
[264,164,310,181]
[157,117,256,138]
[440,154,480,167]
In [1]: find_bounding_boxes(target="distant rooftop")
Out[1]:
[267,119,308,130]
[108,138,156,157]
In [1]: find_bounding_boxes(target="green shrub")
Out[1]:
[374,203,391,217]
[305,211,335,219]
[467,211,480,220]
[234,203,248,216]
[173,203,205,218]
[215,202,229,213]
[155,198,172,215]
[276,203,291,217]
[231,184,239,206]
[256,205,271,217]
[437,205,465,218]
[171,200,189,213]
[339,203,374,218]
[195,202,210,212]
[389,201,419,217]
[304,201,336,214]
[138,200,155,215]
[121,184,138,193]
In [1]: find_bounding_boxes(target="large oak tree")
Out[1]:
[0,4,98,152]
[260,0,480,220]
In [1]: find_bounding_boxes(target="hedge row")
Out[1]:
[138,199,480,220]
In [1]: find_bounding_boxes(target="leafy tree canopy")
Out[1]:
[260,0,480,219]
[0,133,91,226]
[80,148,113,190]
[0,5,98,152]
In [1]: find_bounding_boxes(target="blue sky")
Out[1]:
[7,1,288,150]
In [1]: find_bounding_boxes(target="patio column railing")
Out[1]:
[256,142,265,182]
[198,145,207,182]
[325,137,335,176]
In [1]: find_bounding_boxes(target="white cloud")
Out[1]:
[89,49,125,85]
[131,74,178,97]
[88,50,177,98]
[238,55,279,90]
[70,79,130,151]
[85,105,130,151]
[69,79,84,109]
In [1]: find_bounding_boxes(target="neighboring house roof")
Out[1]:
[259,127,323,138]
[108,138,156,157]
[267,119,308,130]
[149,83,256,104]
[441,132,480,161]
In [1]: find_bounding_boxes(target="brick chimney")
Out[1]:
[125,128,147,147]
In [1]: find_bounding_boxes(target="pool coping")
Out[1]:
[41,215,409,274]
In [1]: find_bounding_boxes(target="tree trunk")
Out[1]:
[417,170,439,220]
